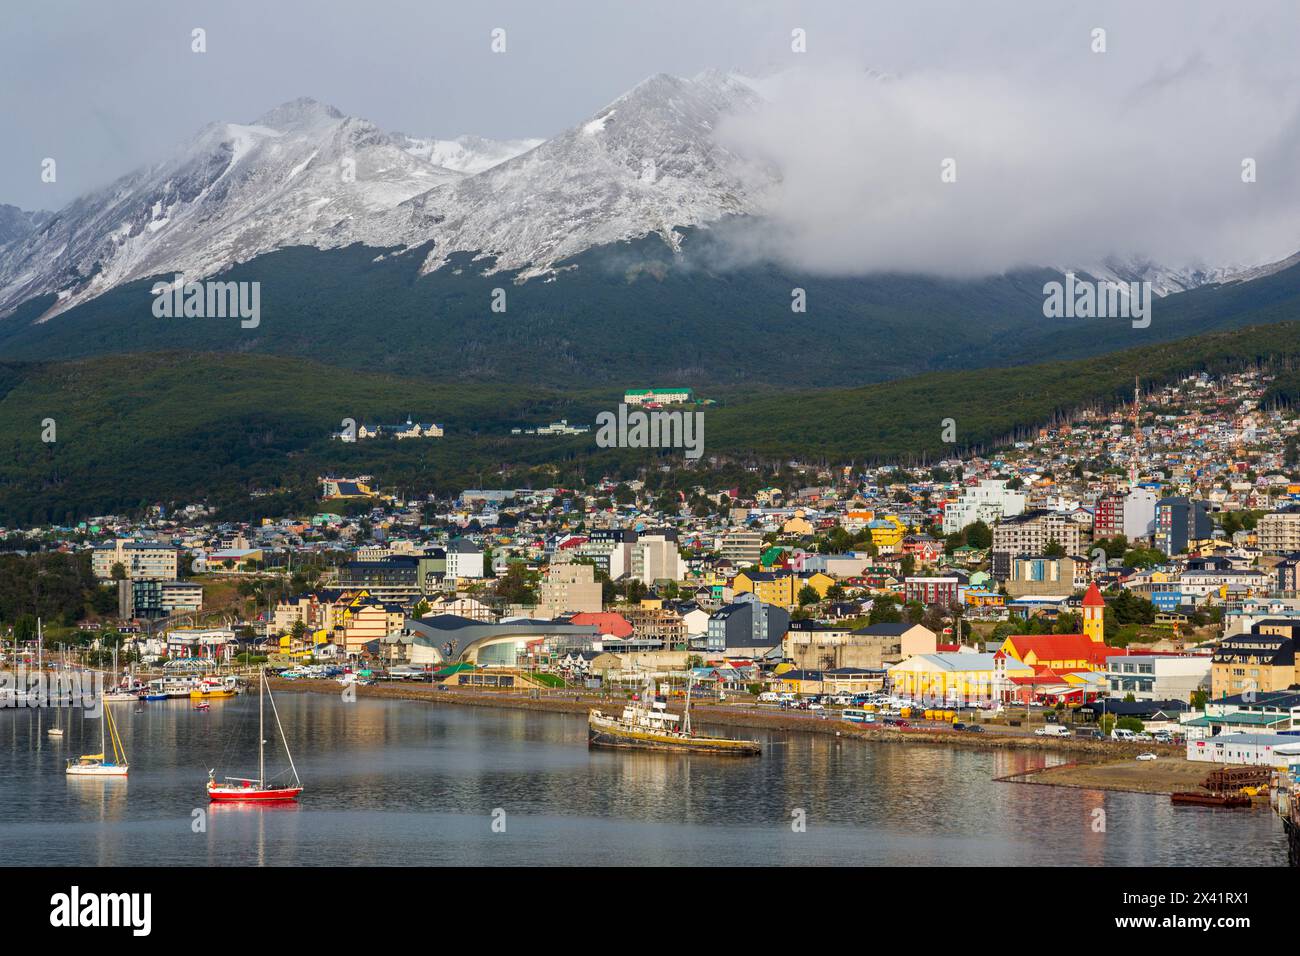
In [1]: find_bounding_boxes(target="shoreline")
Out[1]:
[266,677,1180,759]
[996,756,1267,799]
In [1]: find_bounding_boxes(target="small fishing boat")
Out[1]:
[193,700,211,712]
[207,668,302,802]
[190,676,238,700]
[66,702,128,777]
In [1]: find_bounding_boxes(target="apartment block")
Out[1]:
[991,511,1091,578]
[91,540,179,581]
[1258,510,1300,555]
[719,529,763,567]
[942,479,1026,534]
[537,563,603,615]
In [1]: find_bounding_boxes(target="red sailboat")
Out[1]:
[207,667,302,802]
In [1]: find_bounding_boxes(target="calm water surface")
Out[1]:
[0,694,1286,866]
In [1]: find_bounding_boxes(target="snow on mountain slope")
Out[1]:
[1083,255,1241,297]
[397,134,543,175]
[0,205,51,247]
[0,73,1265,322]
[0,98,459,319]
[337,70,776,278]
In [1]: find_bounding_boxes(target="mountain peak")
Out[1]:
[254,97,347,132]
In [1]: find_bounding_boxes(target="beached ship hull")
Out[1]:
[588,711,761,756]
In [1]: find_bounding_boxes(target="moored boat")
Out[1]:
[190,676,239,700]
[207,667,302,802]
[588,674,761,756]
[66,701,128,777]
[1171,790,1251,808]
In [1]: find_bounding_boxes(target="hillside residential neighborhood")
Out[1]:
[6,368,1300,759]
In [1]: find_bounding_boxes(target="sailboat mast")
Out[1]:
[259,667,265,789]
[683,674,692,736]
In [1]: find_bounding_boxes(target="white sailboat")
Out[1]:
[66,700,128,777]
[48,640,67,735]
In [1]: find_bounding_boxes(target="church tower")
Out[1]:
[1082,582,1106,643]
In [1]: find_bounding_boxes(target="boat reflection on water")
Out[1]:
[206,799,302,816]
[65,774,130,819]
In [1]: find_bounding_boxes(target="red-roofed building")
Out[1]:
[998,632,1128,675]
[568,611,633,639]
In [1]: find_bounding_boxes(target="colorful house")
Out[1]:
[887,651,1034,702]
[868,516,907,553]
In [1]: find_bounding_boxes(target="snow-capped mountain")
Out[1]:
[0,72,1264,322]
[1086,255,1239,297]
[0,205,51,246]
[397,134,543,175]
[339,70,774,278]
[0,98,461,318]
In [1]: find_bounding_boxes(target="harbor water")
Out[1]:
[0,693,1286,866]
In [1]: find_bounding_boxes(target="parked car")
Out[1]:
[961,724,985,733]
[1034,725,1071,738]
[1136,752,1158,761]
[1074,728,1103,740]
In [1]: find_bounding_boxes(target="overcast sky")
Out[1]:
[4,0,1298,272]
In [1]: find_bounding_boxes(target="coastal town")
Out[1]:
[4,366,1300,860]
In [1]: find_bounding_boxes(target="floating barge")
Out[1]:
[1170,790,1251,808]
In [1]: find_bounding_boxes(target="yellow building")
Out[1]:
[732,570,835,610]
[888,651,1033,701]
[1082,582,1105,643]
[964,589,1005,608]
[782,510,814,535]
[1211,631,1299,698]
[868,515,907,553]
[732,571,795,609]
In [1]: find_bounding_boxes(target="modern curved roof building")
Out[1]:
[383,614,600,665]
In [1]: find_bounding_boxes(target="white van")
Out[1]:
[1034,725,1071,738]
[1111,728,1138,741]
[757,692,780,703]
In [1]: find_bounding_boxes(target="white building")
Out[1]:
[942,480,1027,534]
[165,627,237,660]
[445,540,485,579]
[630,533,684,585]
[1186,732,1300,766]
[1104,654,1211,702]
[1123,487,1159,541]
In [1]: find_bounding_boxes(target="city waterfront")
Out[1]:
[0,694,1286,866]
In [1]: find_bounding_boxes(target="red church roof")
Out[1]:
[1082,582,1106,607]
[1003,632,1127,669]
